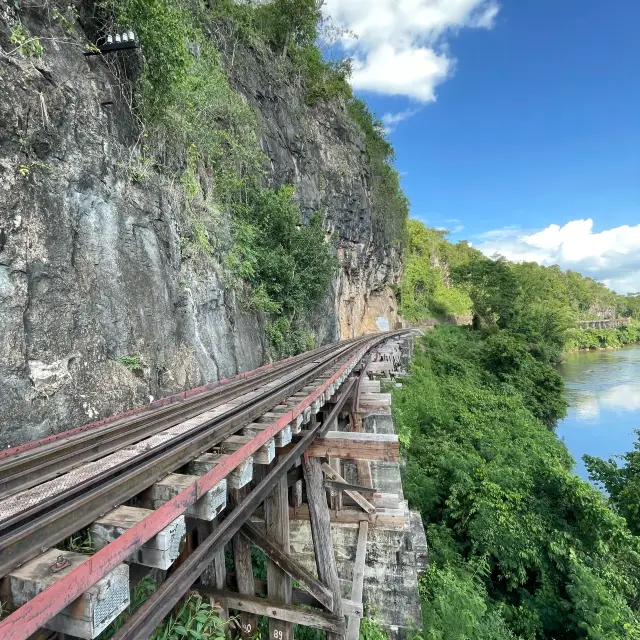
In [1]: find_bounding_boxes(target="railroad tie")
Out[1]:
[186,453,254,489]
[220,435,276,465]
[258,405,304,435]
[139,473,227,521]
[91,505,185,570]
[7,548,129,639]
[243,422,292,448]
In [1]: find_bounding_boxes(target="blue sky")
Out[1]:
[324,0,640,293]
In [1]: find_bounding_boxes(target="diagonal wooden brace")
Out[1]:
[321,463,376,515]
[241,521,333,611]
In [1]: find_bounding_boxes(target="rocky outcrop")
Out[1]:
[227,43,401,340]
[0,3,400,447]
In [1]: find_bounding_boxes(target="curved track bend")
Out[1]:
[0,331,407,640]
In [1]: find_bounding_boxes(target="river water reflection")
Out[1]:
[557,345,640,479]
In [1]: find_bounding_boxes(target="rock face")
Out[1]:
[0,4,400,448]
[228,44,402,341]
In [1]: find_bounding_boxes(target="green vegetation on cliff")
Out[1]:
[398,221,473,321]
[99,0,406,355]
[100,0,339,355]
[347,99,409,251]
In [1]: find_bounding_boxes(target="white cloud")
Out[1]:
[323,0,499,101]
[476,219,640,294]
[445,218,465,233]
[351,45,450,101]
[382,108,421,132]
[570,383,640,420]
[602,384,640,411]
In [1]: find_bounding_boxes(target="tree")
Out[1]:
[452,255,521,329]
[256,0,322,54]
[585,434,640,535]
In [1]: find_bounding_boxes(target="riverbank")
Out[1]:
[564,322,640,351]
[393,326,640,638]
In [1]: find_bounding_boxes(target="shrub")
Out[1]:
[9,25,43,57]
[119,354,143,373]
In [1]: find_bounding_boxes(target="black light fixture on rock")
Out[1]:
[84,31,138,56]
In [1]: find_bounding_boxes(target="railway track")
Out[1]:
[0,331,406,640]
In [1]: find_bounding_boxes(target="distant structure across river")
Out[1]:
[578,317,632,330]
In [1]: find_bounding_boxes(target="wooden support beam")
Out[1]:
[357,455,373,488]
[346,522,368,640]
[291,458,303,508]
[328,458,343,511]
[289,506,405,529]
[198,590,346,635]
[321,463,375,515]
[230,488,257,639]
[195,517,227,621]
[197,521,226,590]
[225,577,362,618]
[287,465,304,488]
[351,414,374,489]
[353,362,370,413]
[302,453,344,640]
[265,471,293,640]
[241,521,333,611]
[297,432,399,462]
[323,480,377,496]
[349,413,373,494]
[342,599,364,620]
[319,378,357,437]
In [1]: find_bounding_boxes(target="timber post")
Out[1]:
[229,487,257,638]
[302,452,345,640]
[265,466,294,640]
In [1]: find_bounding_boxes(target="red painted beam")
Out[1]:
[0,341,376,640]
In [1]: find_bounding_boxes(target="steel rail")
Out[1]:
[0,353,328,533]
[114,401,336,640]
[0,336,377,577]
[0,339,358,499]
[0,331,404,639]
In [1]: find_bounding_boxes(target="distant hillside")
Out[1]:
[399,220,640,341]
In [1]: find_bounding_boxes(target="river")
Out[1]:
[557,345,640,480]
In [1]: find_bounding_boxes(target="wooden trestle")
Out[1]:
[0,333,416,640]
[194,338,411,640]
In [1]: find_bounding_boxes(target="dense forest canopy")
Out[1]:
[395,222,640,638]
[395,327,640,639]
[395,249,640,638]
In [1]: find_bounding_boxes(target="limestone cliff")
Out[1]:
[0,1,401,447]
